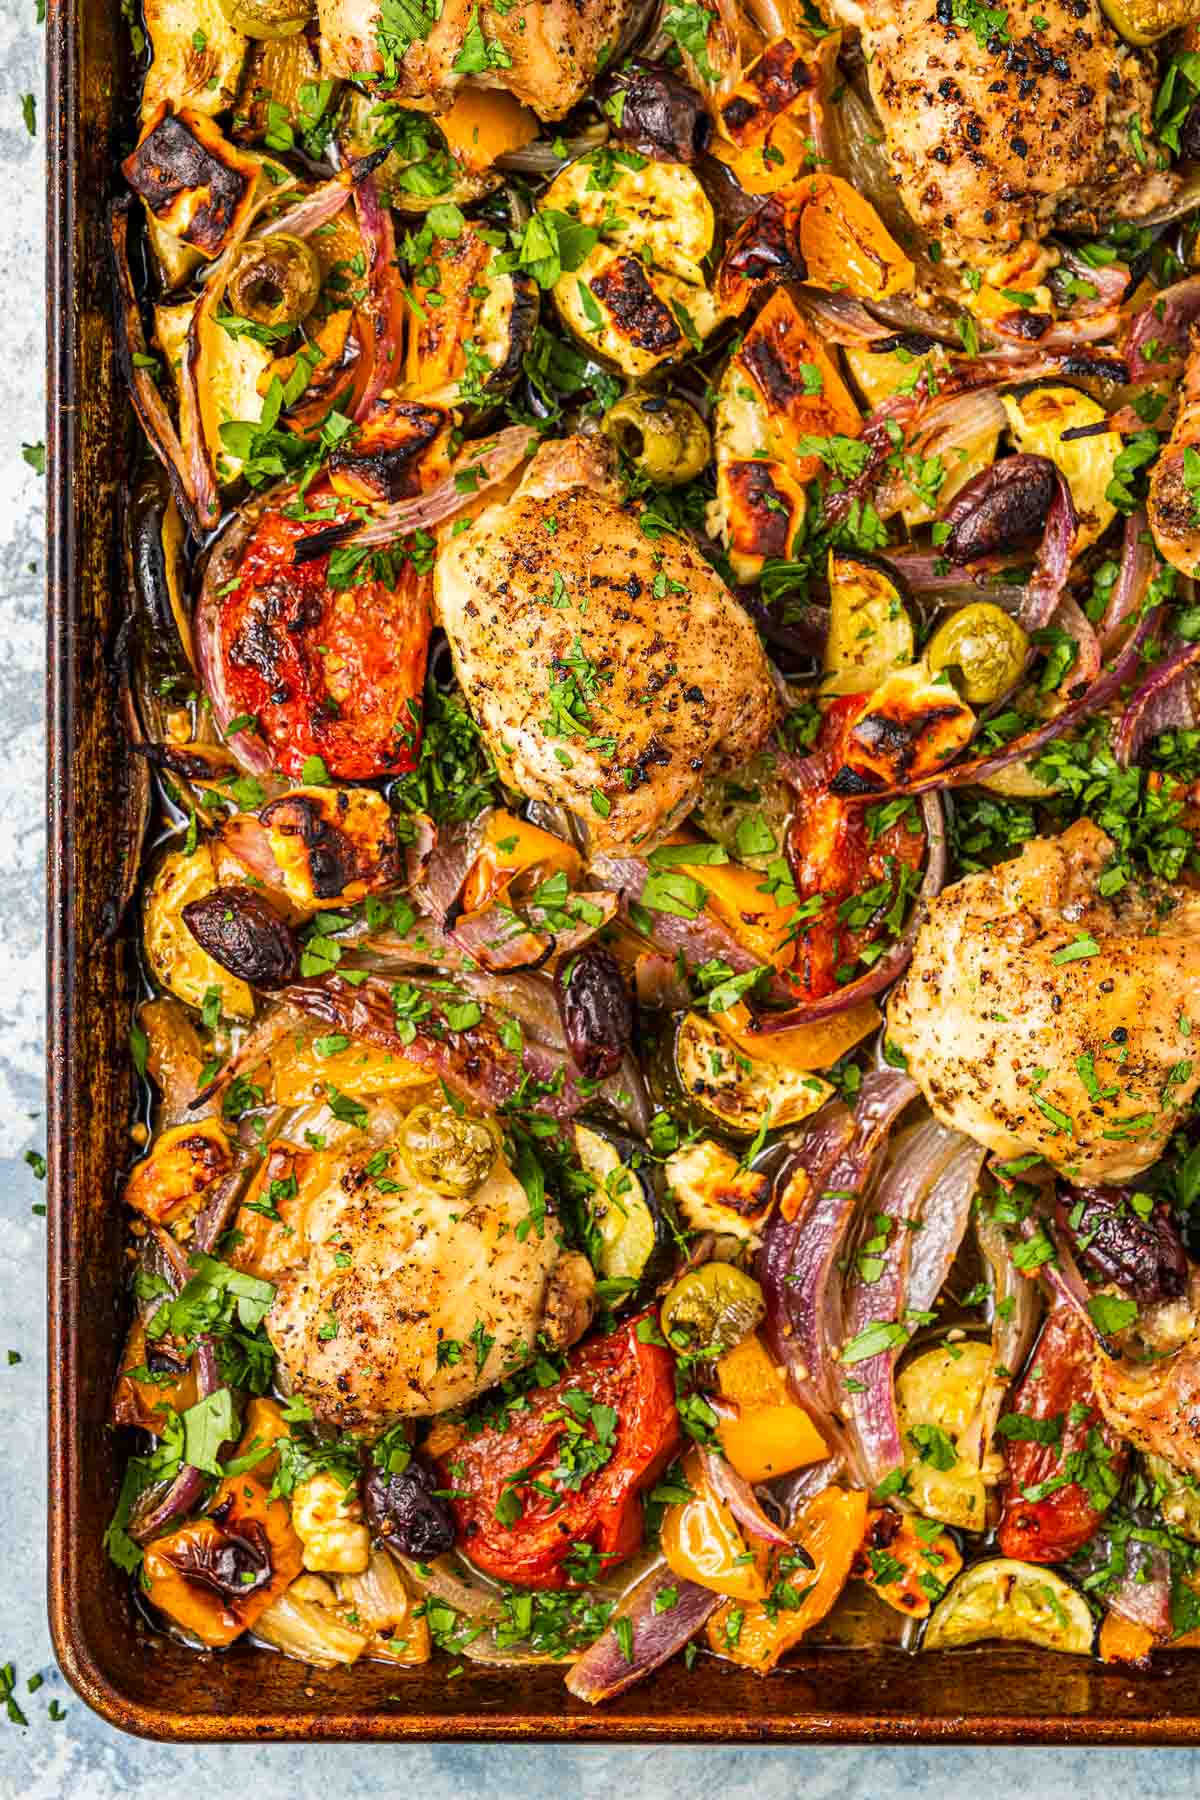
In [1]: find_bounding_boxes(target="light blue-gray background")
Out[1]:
[3,1,1200,1790]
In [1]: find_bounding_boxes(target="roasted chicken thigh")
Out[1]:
[825,0,1174,259]
[435,435,778,852]
[888,821,1200,1182]
[318,0,643,117]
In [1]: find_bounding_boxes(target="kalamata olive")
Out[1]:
[660,1263,764,1354]
[595,60,713,163]
[397,1103,497,1198]
[603,391,711,487]
[1056,1185,1188,1302]
[1181,100,1200,162]
[181,886,300,990]
[227,233,321,328]
[942,454,1057,564]
[363,1455,456,1558]
[925,602,1030,705]
[555,944,634,1079]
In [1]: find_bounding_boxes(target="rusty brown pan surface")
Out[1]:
[41,0,1200,1742]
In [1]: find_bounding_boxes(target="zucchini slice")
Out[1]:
[673,1011,833,1137]
[575,1124,672,1293]
[822,551,915,696]
[923,1559,1094,1656]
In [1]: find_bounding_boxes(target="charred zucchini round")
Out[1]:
[923,1559,1094,1655]
[664,1010,833,1138]
[575,1123,674,1297]
[822,551,915,697]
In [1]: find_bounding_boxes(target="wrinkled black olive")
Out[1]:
[363,1454,456,1558]
[1181,100,1200,163]
[162,1510,273,1598]
[182,885,300,990]
[1056,1185,1189,1302]
[943,453,1057,564]
[596,61,712,163]
[555,943,634,1079]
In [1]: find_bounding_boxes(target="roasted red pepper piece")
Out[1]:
[997,1302,1127,1563]
[785,695,927,1002]
[217,498,431,781]
[435,1314,680,1590]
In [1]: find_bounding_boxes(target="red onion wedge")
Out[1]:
[566,1559,718,1703]
[854,603,1165,799]
[840,1119,967,1488]
[700,1446,792,1549]
[110,200,200,531]
[744,790,945,1032]
[129,1246,226,1544]
[757,1072,918,1463]
[959,1204,1040,1472]
[1020,466,1079,634]
[1113,637,1200,767]
[296,426,537,561]
[1100,508,1155,652]
[1126,273,1200,382]
[351,174,404,423]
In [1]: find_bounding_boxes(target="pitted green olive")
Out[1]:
[925,602,1030,705]
[660,1263,765,1354]
[216,0,312,36]
[398,1103,498,1199]
[603,392,711,487]
[227,234,321,329]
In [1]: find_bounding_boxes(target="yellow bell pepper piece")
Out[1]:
[661,1448,769,1603]
[265,1033,431,1104]
[708,1485,868,1670]
[715,1335,827,1483]
[662,835,797,968]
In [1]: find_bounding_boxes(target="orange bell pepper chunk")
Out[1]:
[661,1448,769,1603]
[1099,1611,1157,1666]
[795,175,915,300]
[460,809,583,915]
[715,997,881,1073]
[435,86,539,175]
[851,1506,962,1620]
[707,1485,868,1670]
[660,832,797,968]
[143,1474,303,1648]
[715,1335,827,1483]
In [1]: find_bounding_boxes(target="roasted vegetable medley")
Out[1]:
[111,0,1200,1697]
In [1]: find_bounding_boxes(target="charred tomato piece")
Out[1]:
[433,1313,679,1589]
[214,500,432,781]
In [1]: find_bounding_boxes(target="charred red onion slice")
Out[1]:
[1020,466,1078,634]
[588,849,798,1006]
[699,1446,792,1548]
[1059,248,1130,315]
[282,974,610,1120]
[959,1205,1040,1472]
[129,1245,225,1544]
[267,177,353,240]
[1075,1526,1172,1637]
[1127,273,1200,381]
[412,815,489,925]
[351,174,403,422]
[854,603,1164,798]
[110,201,199,530]
[1113,637,1200,767]
[565,1559,718,1703]
[906,1139,987,1318]
[744,790,945,1032]
[757,1073,917,1461]
[300,427,537,559]
[840,1119,965,1487]
[1100,508,1155,652]
[634,950,692,1012]
[1051,592,1102,692]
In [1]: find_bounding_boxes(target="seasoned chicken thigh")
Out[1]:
[435,435,778,853]
[237,1120,569,1432]
[888,821,1200,1182]
[1093,1336,1200,1478]
[318,0,641,118]
[827,0,1174,260]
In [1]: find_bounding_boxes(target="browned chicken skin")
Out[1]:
[1093,1335,1200,1478]
[888,820,1200,1182]
[826,0,1174,260]
[434,435,779,852]
[318,0,644,118]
